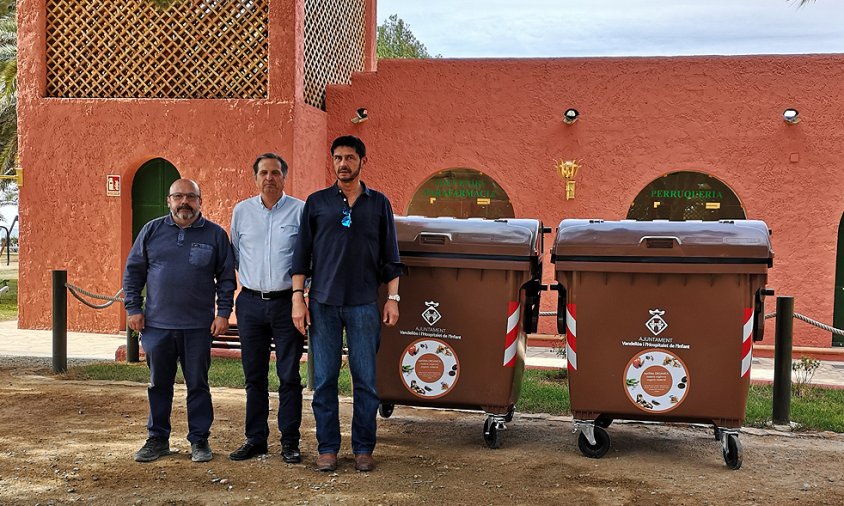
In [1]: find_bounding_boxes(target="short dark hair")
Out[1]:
[253,153,288,176]
[331,135,366,159]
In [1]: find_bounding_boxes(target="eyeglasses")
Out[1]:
[169,193,200,202]
[341,208,352,228]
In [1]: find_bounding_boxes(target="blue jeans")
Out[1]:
[309,301,382,455]
[140,326,213,444]
[235,291,304,444]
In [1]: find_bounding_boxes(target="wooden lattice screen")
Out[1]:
[303,0,366,109]
[45,0,269,98]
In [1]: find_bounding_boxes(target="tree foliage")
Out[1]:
[377,14,436,59]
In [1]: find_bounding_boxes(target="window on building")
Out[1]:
[407,168,514,219]
[627,171,745,221]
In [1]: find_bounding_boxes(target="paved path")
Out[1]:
[1,320,843,387]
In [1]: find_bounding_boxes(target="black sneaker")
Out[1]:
[281,441,301,464]
[229,441,268,461]
[191,440,213,463]
[133,437,170,463]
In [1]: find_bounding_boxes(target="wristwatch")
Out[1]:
[387,294,401,302]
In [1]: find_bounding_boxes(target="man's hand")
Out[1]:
[383,300,399,326]
[210,316,229,337]
[128,313,145,332]
[292,297,311,335]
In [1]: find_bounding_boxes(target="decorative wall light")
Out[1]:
[563,108,579,125]
[555,159,580,200]
[782,108,800,125]
[351,107,369,124]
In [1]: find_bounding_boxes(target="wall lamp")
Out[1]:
[563,108,579,125]
[351,107,369,124]
[783,108,800,125]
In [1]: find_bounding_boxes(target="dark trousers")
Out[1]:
[141,326,213,444]
[235,291,305,444]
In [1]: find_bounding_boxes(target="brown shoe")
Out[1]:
[354,453,375,472]
[315,452,337,472]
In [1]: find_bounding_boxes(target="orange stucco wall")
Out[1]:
[326,56,844,347]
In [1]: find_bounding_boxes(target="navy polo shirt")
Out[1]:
[123,214,236,329]
[291,182,403,306]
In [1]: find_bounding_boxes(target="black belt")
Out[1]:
[241,287,292,300]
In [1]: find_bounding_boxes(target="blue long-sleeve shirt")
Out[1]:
[291,182,403,306]
[123,214,236,329]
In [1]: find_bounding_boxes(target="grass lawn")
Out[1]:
[0,278,17,321]
[66,359,844,433]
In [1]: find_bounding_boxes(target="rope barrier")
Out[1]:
[65,282,124,310]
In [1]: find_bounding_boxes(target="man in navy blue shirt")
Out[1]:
[229,154,306,463]
[123,178,236,464]
[291,135,403,472]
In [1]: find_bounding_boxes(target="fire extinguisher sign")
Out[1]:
[106,175,121,197]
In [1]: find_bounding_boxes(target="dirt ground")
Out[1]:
[0,364,843,505]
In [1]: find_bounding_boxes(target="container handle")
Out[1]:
[640,236,682,248]
[753,288,775,342]
[554,284,567,335]
[418,232,451,245]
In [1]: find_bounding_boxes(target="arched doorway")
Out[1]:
[835,212,844,346]
[406,168,515,219]
[627,171,746,221]
[132,158,180,241]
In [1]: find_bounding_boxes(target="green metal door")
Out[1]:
[132,159,180,241]
[835,212,844,346]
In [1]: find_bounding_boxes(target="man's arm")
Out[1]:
[212,228,237,337]
[379,196,404,283]
[123,223,150,331]
[383,276,400,326]
[291,274,310,334]
[291,201,313,335]
[230,204,241,271]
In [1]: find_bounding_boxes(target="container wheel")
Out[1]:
[483,417,502,449]
[577,426,611,458]
[722,434,742,470]
[504,406,515,423]
[378,403,394,419]
[595,417,613,428]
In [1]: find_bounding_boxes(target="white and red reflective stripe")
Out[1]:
[741,307,753,378]
[565,303,577,370]
[503,301,520,367]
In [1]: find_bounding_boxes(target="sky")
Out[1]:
[376,0,844,58]
[0,204,17,237]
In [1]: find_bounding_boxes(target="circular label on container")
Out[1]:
[400,338,459,399]
[623,349,689,413]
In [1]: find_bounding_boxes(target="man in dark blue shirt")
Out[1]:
[291,135,403,472]
[123,178,236,464]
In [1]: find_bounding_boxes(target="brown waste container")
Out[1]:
[377,216,544,448]
[553,219,773,469]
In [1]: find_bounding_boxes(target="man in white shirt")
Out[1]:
[229,153,305,463]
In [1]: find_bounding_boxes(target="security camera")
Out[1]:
[351,108,369,124]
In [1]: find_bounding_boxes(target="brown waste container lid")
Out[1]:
[553,219,773,266]
[396,216,542,259]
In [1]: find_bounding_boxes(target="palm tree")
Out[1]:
[0,0,16,193]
